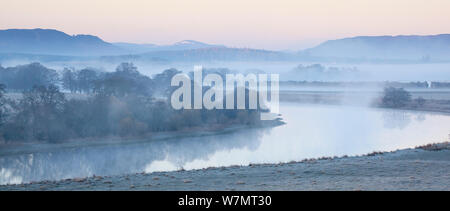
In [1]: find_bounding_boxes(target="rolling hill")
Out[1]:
[0,28,124,56]
[302,34,450,61]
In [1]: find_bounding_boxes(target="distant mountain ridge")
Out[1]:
[0,28,124,56]
[113,40,225,54]
[302,34,450,61]
[1,29,450,62]
[101,47,292,62]
[0,28,228,56]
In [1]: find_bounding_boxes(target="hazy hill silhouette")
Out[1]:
[302,34,450,61]
[0,28,124,56]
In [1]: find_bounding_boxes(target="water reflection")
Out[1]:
[0,128,267,184]
[382,110,412,129]
[416,113,426,122]
[1,104,449,185]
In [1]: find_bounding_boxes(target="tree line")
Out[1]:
[0,63,266,143]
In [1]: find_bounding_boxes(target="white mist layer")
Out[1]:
[144,159,179,173]
[0,168,23,185]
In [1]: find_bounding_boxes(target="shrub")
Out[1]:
[381,87,412,108]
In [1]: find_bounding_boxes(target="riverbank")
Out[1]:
[0,120,284,157]
[279,90,450,115]
[1,142,448,191]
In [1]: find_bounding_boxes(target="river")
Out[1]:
[1,103,449,185]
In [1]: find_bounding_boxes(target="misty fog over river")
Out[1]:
[1,103,450,185]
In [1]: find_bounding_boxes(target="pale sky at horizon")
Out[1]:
[1,0,450,50]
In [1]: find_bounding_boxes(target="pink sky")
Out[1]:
[1,0,450,50]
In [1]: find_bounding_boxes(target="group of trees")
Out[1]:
[0,63,265,143]
[0,63,58,91]
[61,63,158,96]
[381,87,412,108]
[0,84,6,128]
[61,67,99,93]
[285,64,360,81]
[381,87,426,108]
[94,63,155,97]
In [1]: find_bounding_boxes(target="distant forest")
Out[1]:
[0,63,267,143]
